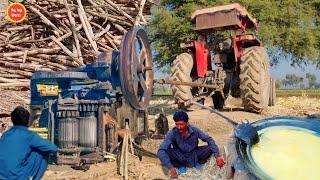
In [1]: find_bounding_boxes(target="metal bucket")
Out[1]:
[236,116,320,179]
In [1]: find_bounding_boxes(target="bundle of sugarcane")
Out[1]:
[0,0,156,88]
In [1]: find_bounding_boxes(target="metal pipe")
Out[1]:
[154,78,220,89]
[191,101,238,126]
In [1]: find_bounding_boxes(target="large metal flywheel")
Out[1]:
[119,26,153,110]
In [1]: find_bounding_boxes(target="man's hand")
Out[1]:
[169,168,179,178]
[215,156,225,168]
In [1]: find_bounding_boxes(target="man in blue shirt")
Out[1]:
[0,106,58,180]
[157,110,225,178]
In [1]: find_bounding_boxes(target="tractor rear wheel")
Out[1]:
[240,47,270,113]
[170,53,194,107]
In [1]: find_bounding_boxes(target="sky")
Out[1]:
[270,60,320,83]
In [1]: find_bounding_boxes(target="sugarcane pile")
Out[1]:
[0,0,156,88]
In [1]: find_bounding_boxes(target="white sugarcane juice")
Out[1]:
[250,126,320,180]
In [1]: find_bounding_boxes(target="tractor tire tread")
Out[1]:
[240,46,270,113]
[170,53,194,103]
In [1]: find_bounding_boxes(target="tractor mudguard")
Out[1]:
[194,41,210,78]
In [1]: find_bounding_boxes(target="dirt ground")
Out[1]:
[1,90,320,179]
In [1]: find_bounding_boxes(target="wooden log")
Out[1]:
[53,14,68,19]
[6,44,26,51]
[0,60,51,72]
[50,36,84,66]
[30,26,35,41]
[6,25,32,31]
[90,21,104,30]
[0,35,6,41]
[77,34,89,44]
[104,0,134,23]
[87,0,107,18]
[94,24,111,40]
[1,47,61,58]
[98,46,111,52]
[0,77,26,83]
[107,14,133,25]
[64,0,84,65]
[22,50,28,63]
[113,0,135,4]
[135,0,147,25]
[29,2,69,33]
[27,56,66,70]
[35,54,78,67]
[5,32,13,42]
[4,57,24,63]
[47,24,83,46]
[0,0,154,81]
[29,6,63,36]
[0,73,26,79]
[51,8,75,15]
[0,32,10,37]
[86,10,132,27]
[97,41,113,51]
[0,82,30,87]
[10,31,28,42]
[76,0,95,41]
[78,7,98,52]
[112,23,127,34]
[119,6,137,11]
[35,54,71,61]
[104,33,118,50]
[0,37,52,46]
[93,1,119,14]
[0,67,33,78]
[114,39,121,46]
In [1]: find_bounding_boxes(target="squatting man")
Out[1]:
[157,110,225,178]
[0,106,57,179]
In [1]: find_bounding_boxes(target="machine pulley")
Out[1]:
[119,26,153,110]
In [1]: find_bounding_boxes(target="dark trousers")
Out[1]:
[167,145,212,168]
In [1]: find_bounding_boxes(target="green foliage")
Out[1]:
[306,73,317,88]
[148,0,215,67]
[148,0,320,67]
[282,74,304,88]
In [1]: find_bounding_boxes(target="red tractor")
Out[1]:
[170,3,275,113]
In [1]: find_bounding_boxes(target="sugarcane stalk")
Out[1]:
[135,0,147,25]
[29,6,64,36]
[51,36,84,66]
[64,0,83,64]
[104,0,134,23]
[78,7,98,53]
[1,47,60,58]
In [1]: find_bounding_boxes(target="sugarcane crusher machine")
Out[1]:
[29,26,153,165]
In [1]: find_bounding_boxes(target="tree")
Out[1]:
[283,74,304,88]
[148,0,320,67]
[306,73,317,88]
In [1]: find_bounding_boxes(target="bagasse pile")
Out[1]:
[0,0,156,88]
